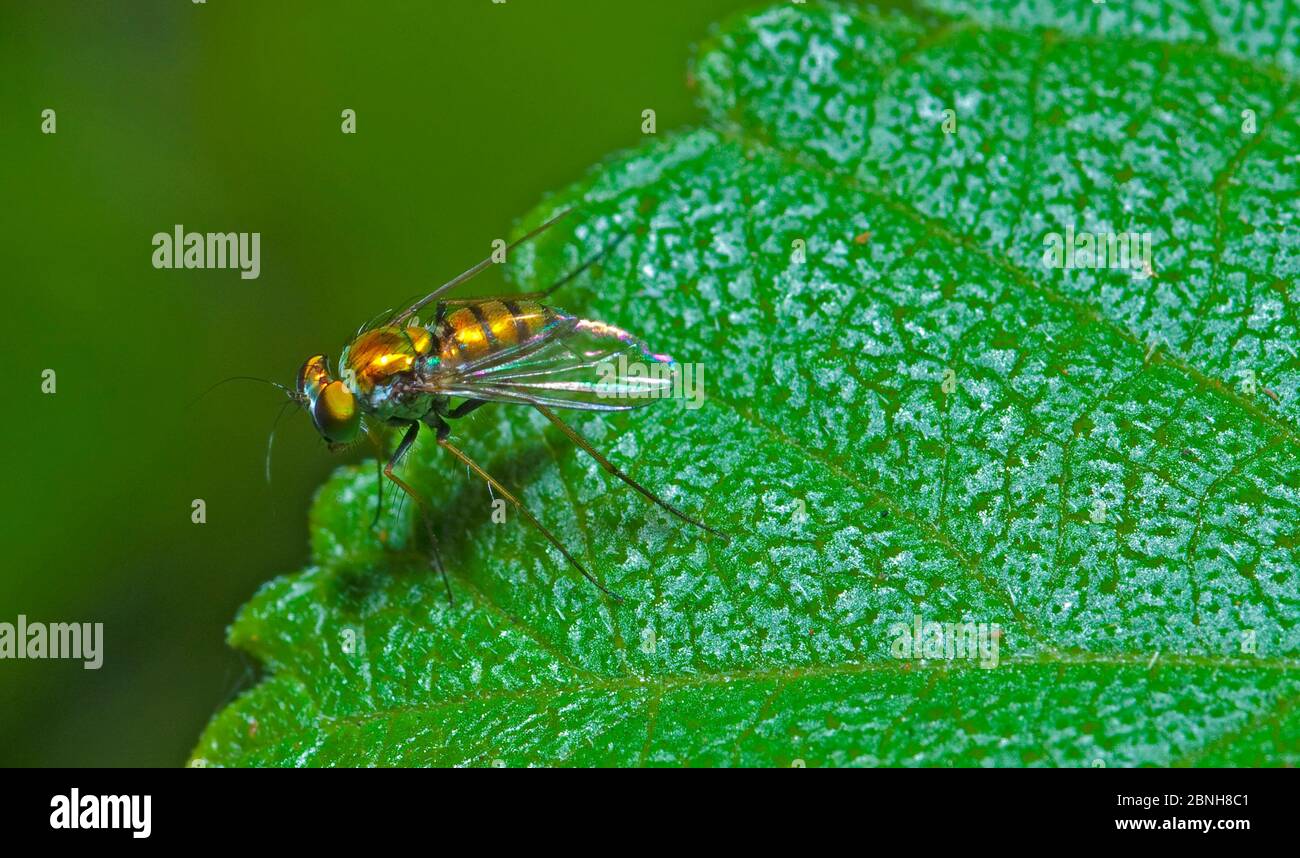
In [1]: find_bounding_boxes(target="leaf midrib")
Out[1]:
[305,650,1300,735]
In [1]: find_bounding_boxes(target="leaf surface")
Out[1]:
[194,0,1300,767]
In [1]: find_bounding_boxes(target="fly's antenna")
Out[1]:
[187,374,304,520]
[265,398,298,486]
[188,375,300,410]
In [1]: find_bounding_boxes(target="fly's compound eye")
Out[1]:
[310,380,359,444]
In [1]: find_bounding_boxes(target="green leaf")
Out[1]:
[193,0,1300,767]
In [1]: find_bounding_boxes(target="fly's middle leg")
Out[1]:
[381,420,453,605]
[427,413,623,603]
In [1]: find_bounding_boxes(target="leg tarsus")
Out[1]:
[534,404,730,543]
[381,421,454,605]
[423,515,453,606]
[533,229,629,300]
[434,431,623,603]
[372,456,385,528]
[366,426,389,529]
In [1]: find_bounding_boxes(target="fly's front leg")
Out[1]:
[382,420,453,605]
[365,424,389,529]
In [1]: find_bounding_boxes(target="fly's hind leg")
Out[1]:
[381,420,453,605]
[428,413,623,604]
[534,405,730,542]
[433,230,631,320]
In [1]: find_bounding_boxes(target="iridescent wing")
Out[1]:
[423,312,678,411]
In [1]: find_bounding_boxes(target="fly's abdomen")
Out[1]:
[438,299,558,365]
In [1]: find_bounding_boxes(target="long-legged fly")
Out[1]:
[285,211,726,602]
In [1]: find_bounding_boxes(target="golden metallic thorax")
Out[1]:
[342,325,435,394]
[332,301,561,426]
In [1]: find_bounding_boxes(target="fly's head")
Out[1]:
[296,354,360,450]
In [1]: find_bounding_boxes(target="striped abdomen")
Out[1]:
[437,299,560,366]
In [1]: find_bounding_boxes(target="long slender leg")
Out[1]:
[433,424,623,603]
[392,208,575,326]
[534,405,730,542]
[433,230,630,319]
[366,424,389,528]
[382,421,453,604]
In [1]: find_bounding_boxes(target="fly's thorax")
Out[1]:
[340,324,440,419]
[341,325,438,392]
[362,381,436,422]
[436,299,563,366]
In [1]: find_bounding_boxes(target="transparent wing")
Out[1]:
[427,315,679,411]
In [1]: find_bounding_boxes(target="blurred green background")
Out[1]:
[0,0,760,766]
